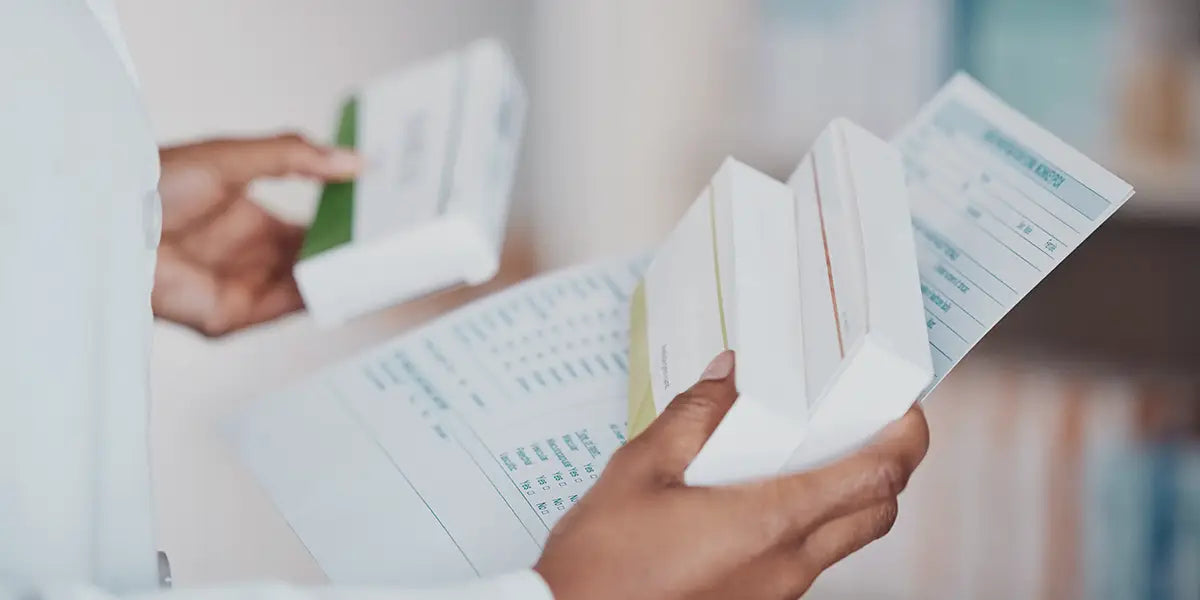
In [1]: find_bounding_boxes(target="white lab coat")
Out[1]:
[0,2,551,598]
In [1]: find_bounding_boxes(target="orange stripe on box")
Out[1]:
[811,156,845,358]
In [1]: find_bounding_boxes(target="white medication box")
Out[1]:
[782,119,934,472]
[628,120,932,485]
[296,39,527,327]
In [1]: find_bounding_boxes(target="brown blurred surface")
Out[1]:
[983,218,1200,374]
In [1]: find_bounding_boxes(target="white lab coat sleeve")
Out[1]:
[17,570,555,600]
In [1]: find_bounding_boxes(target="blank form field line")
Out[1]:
[452,419,548,547]
[941,104,1112,205]
[923,278,986,328]
[333,393,482,577]
[913,217,1019,296]
[918,140,979,185]
[944,130,1099,221]
[991,171,1086,231]
[925,310,971,345]
[947,136,1084,233]
[978,187,1069,248]
[925,256,1005,308]
[920,184,1042,273]
[918,174,1059,260]
[968,196,1057,260]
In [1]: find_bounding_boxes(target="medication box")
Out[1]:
[296,39,526,327]
[628,120,932,484]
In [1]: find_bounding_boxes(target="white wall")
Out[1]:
[525,0,755,266]
[112,0,532,583]
[116,0,531,221]
[522,0,950,265]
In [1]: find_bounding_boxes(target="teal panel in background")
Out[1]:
[953,0,1117,151]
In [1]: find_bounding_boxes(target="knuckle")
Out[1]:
[675,391,717,414]
[688,379,736,401]
[870,500,900,539]
[791,542,829,595]
[199,317,231,338]
[668,389,723,420]
[899,407,931,457]
[275,133,318,167]
[871,458,910,498]
[605,441,639,470]
[606,437,653,474]
[275,132,308,145]
[749,479,807,539]
[783,568,818,600]
[204,287,250,337]
[599,439,679,488]
[904,408,931,451]
[916,415,931,456]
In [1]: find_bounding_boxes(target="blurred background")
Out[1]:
[112,0,1199,598]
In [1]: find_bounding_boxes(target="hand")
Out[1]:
[153,134,360,336]
[535,351,929,600]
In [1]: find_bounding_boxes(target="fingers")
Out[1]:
[198,270,304,337]
[242,273,306,329]
[152,243,304,337]
[735,405,928,543]
[621,351,738,479]
[151,245,222,333]
[170,198,301,271]
[702,501,900,600]
[798,499,899,574]
[162,133,362,187]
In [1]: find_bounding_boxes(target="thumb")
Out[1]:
[630,350,738,478]
[170,133,363,186]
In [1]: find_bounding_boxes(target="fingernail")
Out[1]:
[700,350,734,381]
[325,148,364,175]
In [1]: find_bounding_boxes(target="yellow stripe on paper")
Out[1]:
[626,282,658,439]
[628,188,730,438]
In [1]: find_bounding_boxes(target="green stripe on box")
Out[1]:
[628,192,733,439]
[299,98,358,260]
